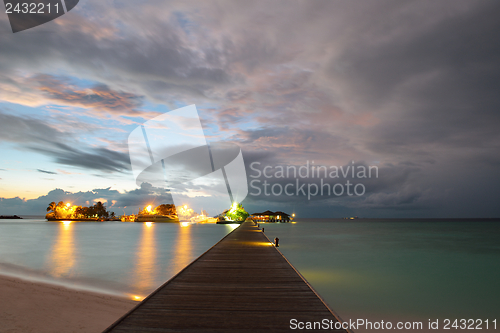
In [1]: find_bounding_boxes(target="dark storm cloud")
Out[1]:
[236,126,357,164]
[0,7,230,104]
[32,144,130,173]
[36,169,57,175]
[0,109,66,143]
[0,110,130,173]
[332,1,500,156]
[334,1,500,108]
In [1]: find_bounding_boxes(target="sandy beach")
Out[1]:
[0,274,136,333]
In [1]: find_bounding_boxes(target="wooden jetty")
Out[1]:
[104,221,350,332]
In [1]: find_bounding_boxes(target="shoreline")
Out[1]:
[0,273,135,333]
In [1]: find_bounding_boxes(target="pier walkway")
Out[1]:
[104,221,349,332]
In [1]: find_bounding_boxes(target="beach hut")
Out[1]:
[250,210,292,222]
[274,211,291,222]
[250,211,270,222]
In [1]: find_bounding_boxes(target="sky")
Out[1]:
[0,0,499,218]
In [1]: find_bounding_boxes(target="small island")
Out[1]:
[46,201,118,221]
[124,202,252,224]
[133,204,179,222]
[214,202,250,224]
[0,215,23,219]
[45,200,291,224]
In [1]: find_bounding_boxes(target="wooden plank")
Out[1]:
[103,222,350,333]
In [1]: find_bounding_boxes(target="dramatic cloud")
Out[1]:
[37,169,57,175]
[31,144,130,173]
[0,109,67,143]
[0,0,499,216]
[34,74,144,115]
[0,185,172,215]
[0,110,130,173]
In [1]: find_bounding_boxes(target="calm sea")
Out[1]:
[1,217,499,330]
[262,218,500,328]
[0,218,237,300]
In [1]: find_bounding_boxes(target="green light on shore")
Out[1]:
[226,202,249,222]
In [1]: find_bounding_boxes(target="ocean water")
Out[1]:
[1,217,499,330]
[0,218,236,300]
[262,219,500,327]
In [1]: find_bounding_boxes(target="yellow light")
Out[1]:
[132,295,143,301]
[292,213,295,217]
[146,205,152,213]
[240,241,272,246]
[63,221,71,225]
[66,203,71,207]
[145,222,152,227]
[183,205,187,209]
[180,222,190,227]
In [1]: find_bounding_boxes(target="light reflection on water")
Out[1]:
[47,221,75,278]
[172,221,192,274]
[133,222,157,296]
[0,220,230,299]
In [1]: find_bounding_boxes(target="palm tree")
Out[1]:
[47,202,56,213]
[93,201,109,218]
[46,202,57,219]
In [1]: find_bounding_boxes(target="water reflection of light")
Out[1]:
[172,222,192,273]
[133,222,157,294]
[226,223,240,230]
[47,221,75,277]
[180,222,190,227]
[124,294,145,302]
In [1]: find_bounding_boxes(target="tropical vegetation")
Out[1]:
[225,202,249,221]
[46,201,115,220]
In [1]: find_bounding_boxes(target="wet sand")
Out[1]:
[0,274,135,333]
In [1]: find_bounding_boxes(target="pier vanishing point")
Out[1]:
[104,221,350,332]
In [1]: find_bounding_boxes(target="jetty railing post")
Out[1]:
[274,237,279,247]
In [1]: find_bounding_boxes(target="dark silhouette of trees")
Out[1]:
[46,201,57,218]
[46,201,114,220]
[154,204,177,216]
[93,201,109,218]
[46,201,65,219]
